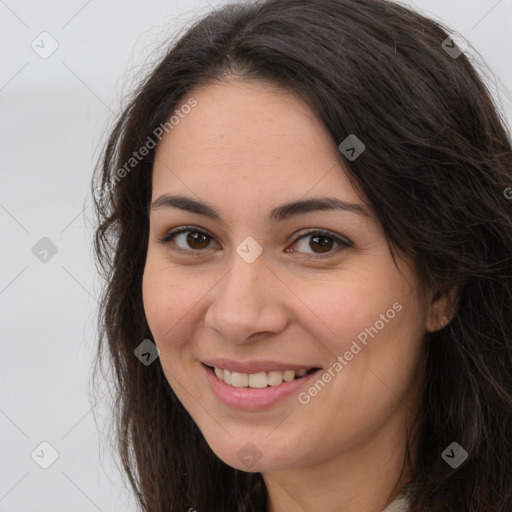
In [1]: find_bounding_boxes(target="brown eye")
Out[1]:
[184,231,211,250]
[158,227,218,253]
[287,229,351,257]
[309,234,334,253]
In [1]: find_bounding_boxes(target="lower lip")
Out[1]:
[202,364,321,411]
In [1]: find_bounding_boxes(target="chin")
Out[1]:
[209,437,299,472]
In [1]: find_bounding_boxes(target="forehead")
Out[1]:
[151,79,362,206]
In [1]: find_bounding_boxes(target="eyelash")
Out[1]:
[157,225,352,259]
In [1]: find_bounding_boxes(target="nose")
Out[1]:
[204,250,289,344]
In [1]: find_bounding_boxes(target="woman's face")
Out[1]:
[142,79,436,473]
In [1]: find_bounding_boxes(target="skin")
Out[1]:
[142,78,453,512]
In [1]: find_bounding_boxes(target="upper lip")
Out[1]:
[201,358,321,374]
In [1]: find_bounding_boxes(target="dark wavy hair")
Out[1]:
[91,0,512,510]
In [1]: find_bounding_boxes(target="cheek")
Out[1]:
[142,266,196,392]
[293,277,425,454]
[142,260,195,349]
[292,262,427,414]
[142,264,171,336]
[289,269,410,355]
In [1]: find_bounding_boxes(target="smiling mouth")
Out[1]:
[204,364,320,389]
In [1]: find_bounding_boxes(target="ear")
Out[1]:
[425,286,458,333]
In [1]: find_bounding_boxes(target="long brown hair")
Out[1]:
[91,0,512,510]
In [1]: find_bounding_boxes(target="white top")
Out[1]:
[382,495,410,512]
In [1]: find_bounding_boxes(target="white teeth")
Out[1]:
[282,370,295,382]
[248,372,268,388]
[267,371,283,386]
[212,367,313,388]
[230,371,249,387]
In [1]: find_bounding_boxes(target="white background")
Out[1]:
[1,1,511,510]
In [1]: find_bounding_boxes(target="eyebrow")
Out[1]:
[150,194,369,222]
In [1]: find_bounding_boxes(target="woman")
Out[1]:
[91,0,512,511]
